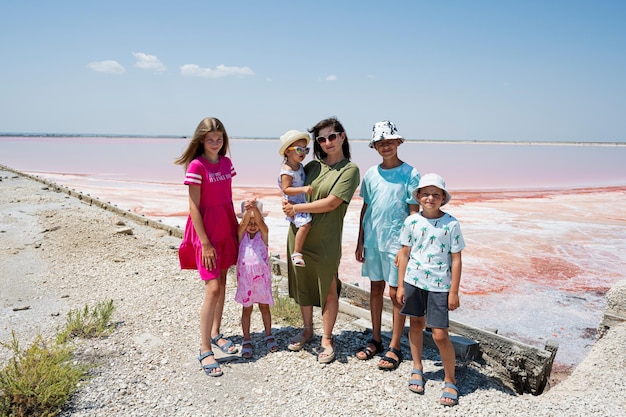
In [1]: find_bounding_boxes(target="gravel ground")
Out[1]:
[1,170,625,417]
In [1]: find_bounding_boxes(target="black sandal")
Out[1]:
[378,347,403,370]
[356,338,384,361]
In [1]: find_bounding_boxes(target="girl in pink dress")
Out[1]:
[175,117,239,377]
[235,200,277,359]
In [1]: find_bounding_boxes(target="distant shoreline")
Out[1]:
[1,133,624,147]
[24,169,626,194]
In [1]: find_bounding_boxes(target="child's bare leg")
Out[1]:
[241,305,253,341]
[211,269,236,353]
[377,285,406,369]
[259,303,278,352]
[432,327,457,404]
[356,280,385,359]
[369,281,385,344]
[241,305,254,359]
[388,285,407,352]
[293,222,311,254]
[408,316,426,392]
[258,303,273,336]
[200,279,220,369]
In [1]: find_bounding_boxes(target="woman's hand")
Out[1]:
[283,200,296,217]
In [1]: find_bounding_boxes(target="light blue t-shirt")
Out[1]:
[360,162,420,253]
[399,212,466,293]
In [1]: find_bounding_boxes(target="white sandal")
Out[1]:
[291,252,306,267]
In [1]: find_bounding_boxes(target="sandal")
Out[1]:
[408,368,426,394]
[265,334,279,353]
[288,325,313,351]
[377,347,403,371]
[440,382,459,407]
[356,338,384,360]
[291,252,306,267]
[198,350,223,377]
[241,340,253,359]
[211,333,238,354]
[318,334,335,364]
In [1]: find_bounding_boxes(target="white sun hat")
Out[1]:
[237,200,269,218]
[413,173,452,206]
[278,130,311,157]
[369,120,405,148]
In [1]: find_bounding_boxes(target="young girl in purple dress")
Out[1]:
[235,200,278,359]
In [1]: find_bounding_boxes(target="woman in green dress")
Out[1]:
[282,117,360,364]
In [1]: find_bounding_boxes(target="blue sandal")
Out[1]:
[440,382,459,406]
[265,335,279,353]
[408,368,426,394]
[211,333,238,354]
[241,340,253,359]
[198,351,223,377]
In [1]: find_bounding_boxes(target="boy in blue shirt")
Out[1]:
[355,120,420,370]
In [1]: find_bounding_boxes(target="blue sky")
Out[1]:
[1,0,625,141]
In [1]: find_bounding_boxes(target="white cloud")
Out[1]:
[180,64,255,78]
[325,74,337,81]
[132,52,166,72]
[87,60,126,74]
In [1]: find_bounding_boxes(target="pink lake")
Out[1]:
[2,135,625,368]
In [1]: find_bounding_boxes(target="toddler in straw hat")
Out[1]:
[278,130,313,267]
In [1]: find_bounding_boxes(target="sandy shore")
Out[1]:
[1,169,625,416]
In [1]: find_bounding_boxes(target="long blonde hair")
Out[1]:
[174,117,230,170]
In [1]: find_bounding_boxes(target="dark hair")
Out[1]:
[308,117,351,160]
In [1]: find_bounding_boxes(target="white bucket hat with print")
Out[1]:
[413,173,452,206]
[369,120,405,148]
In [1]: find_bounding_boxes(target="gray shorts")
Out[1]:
[400,283,449,328]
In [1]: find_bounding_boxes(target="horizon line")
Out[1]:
[1,132,624,146]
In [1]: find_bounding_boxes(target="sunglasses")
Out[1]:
[316,132,341,144]
[287,146,310,156]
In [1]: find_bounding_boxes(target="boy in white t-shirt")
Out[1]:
[397,173,465,406]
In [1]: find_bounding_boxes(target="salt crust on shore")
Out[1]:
[1,170,624,417]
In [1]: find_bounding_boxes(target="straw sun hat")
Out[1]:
[278,130,310,157]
